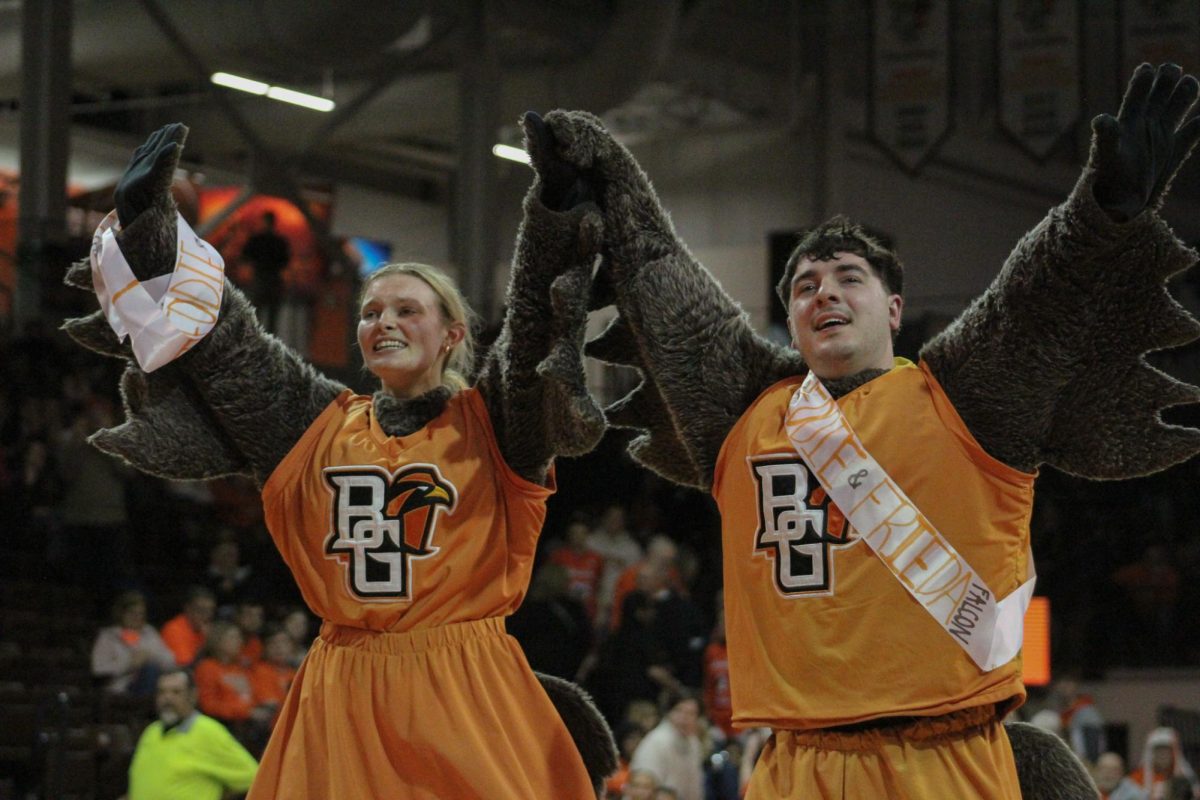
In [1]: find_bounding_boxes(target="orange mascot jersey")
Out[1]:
[713,360,1034,799]
[250,388,594,799]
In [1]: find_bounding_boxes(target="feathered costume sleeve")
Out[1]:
[531,111,803,491]
[538,63,1200,486]
[473,116,608,486]
[920,166,1200,477]
[922,63,1200,478]
[62,125,342,488]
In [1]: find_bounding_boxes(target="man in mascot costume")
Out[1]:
[523,62,1200,800]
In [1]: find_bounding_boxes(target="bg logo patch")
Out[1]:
[750,456,857,596]
[323,464,457,599]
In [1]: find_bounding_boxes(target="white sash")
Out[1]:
[90,209,225,373]
[785,371,1036,672]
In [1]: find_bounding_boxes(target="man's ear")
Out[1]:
[888,294,903,332]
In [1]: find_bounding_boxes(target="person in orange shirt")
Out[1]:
[194,621,261,726]
[160,586,216,667]
[550,516,606,622]
[249,626,297,727]
[65,120,616,798]
[526,64,1200,798]
[604,723,648,799]
[233,599,265,667]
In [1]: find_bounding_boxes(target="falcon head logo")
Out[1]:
[384,467,455,556]
[324,464,458,600]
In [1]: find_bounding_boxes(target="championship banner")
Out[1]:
[998,0,1080,161]
[785,373,1036,671]
[869,0,952,174]
[90,210,225,372]
[1120,0,1200,84]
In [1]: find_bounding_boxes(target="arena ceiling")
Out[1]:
[0,0,810,197]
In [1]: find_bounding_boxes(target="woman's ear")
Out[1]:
[444,320,467,351]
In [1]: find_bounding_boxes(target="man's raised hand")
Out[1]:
[522,111,599,213]
[1091,63,1200,222]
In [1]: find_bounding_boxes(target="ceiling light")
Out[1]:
[211,72,268,95]
[492,144,530,165]
[210,72,334,112]
[266,86,335,112]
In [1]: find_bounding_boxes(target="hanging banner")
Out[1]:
[1120,0,1200,82]
[998,0,1081,161]
[869,0,952,175]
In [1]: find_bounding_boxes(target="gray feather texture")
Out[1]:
[1005,722,1099,800]
[542,110,803,490]
[476,185,608,484]
[922,169,1200,478]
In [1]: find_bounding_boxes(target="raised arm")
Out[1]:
[921,64,1200,478]
[532,111,803,491]
[475,113,607,485]
[62,124,343,486]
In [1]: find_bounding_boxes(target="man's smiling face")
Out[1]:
[787,251,902,380]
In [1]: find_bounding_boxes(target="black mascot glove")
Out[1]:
[1091,63,1200,222]
[522,111,601,213]
[114,122,188,228]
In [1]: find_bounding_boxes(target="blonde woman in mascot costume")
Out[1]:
[63,118,618,798]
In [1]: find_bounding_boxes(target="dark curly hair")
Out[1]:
[775,215,905,309]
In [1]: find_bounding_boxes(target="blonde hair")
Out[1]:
[357,263,476,392]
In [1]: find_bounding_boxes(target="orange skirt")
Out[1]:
[247,617,594,799]
[746,706,1021,800]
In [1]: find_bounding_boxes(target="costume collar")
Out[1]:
[371,386,453,437]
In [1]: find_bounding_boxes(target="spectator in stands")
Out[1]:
[1029,706,1065,738]
[702,602,734,741]
[204,537,252,614]
[630,690,705,800]
[91,590,176,695]
[620,768,658,800]
[249,624,297,728]
[507,562,593,681]
[1164,775,1199,800]
[127,668,258,800]
[194,621,257,725]
[610,535,681,632]
[233,599,265,667]
[279,606,314,667]
[1113,542,1182,664]
[240,210,291,334]
[625,699,661,735]
[161,586,216,667]
[588,503,643,629]
[550,515,605,623]
[1095,751,1148,800]
[1130,727,1199,800]
[704,738,743,800]
[589,591,678,723]
[16,437,62,546]
[57,395,135,595]
[649,545,706,690]
[1055,676,1107,764]
[604,722,648,799]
